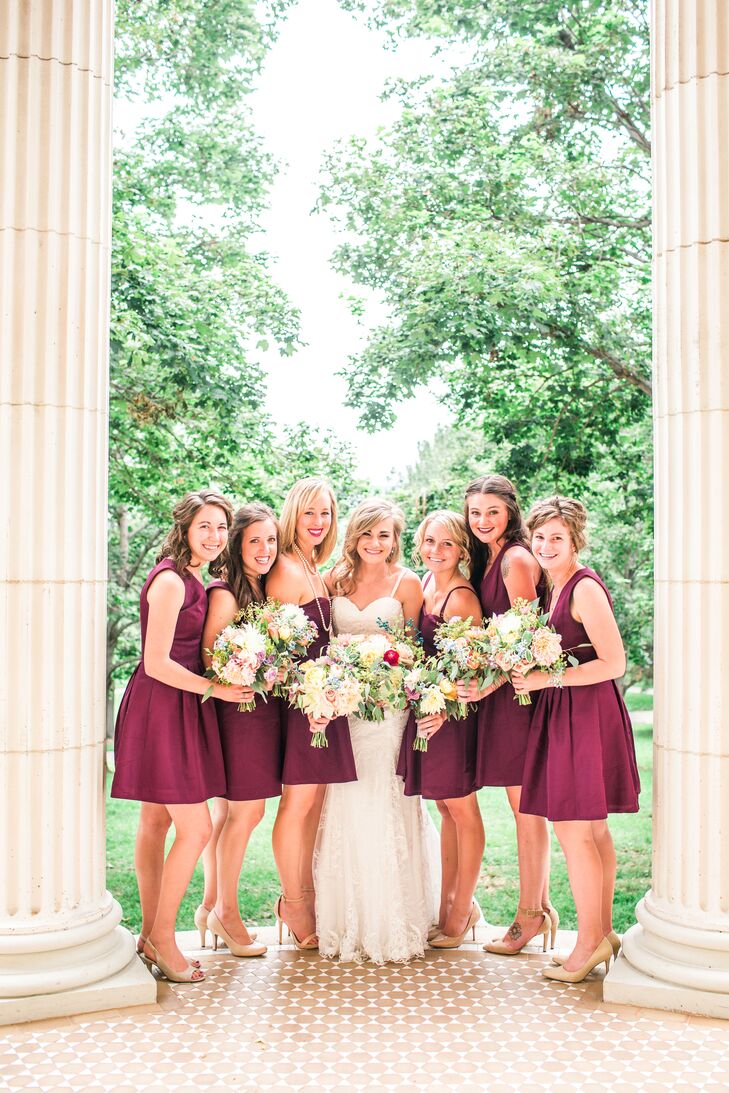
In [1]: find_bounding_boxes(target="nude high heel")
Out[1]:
[194,905,211,948]
[207,910,267,958]
[142,942,205,983]
[542,937,613,983]
[552,928,621,967]
[429,904,480,949]
[483,909,550,955]
[195,903,256,947]
[273,894,318,951]
[138,933,201,970]
[543,902,560,949]
[606,928,621,958]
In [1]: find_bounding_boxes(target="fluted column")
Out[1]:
[604,0,729,1018]
[0,1,155,1022]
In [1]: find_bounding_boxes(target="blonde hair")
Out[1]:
[526,496,588,553]
[330,499,405,596]
[156,489,234,576]
[413,510,471,579]
[278,477,338,564]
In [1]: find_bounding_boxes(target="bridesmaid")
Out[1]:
[266,477,357,949]
[111,489,247,983]
[397,511,485,948]
[458,474,557,955]
[514,496,640,983]
[198,503,282,960]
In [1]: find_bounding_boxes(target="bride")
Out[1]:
[313,500,441,963]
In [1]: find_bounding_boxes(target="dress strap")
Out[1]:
[391,568,408,597]
[440,585,473,616]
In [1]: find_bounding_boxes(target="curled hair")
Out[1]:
[278,477,338,565]
[413,510,471,579]
[526,496,588,553]
[330,499,405,596]
[463,474,528,589]
[157,489,234,577]
[225,503,280,610]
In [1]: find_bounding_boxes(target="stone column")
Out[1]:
[0,1,155,1022]
[604,0,729,1018]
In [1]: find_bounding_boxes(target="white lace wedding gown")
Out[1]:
[314,592,441,964]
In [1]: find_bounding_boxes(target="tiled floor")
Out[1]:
[2,926,728,1092]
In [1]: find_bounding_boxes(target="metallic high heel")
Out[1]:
[207,910,267,958]
[542,937,613,983]
[194,903,256,947]
[483,908,550,955]
[142,941,205,983]
[273,894,318,951]
[429,904,480,949]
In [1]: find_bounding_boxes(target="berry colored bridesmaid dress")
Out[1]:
[207,581,283,801]
[519,567,641,821]
[475,541,544,788]
[397,582,477,800]
[111,559,226,804]
[281,598,357,786]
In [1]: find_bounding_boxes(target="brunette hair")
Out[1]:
[330,499,405,596]
[463,474,528,589]
[526,496,588,553]
[413,509,471,579]
[278,477,338,564]
[225,503,280,610]
[157,489,233,576]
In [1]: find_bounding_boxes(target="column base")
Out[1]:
[0,952,157,1026]
[605,950,729,1020]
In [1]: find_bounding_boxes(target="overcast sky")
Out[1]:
[251,0,450,486]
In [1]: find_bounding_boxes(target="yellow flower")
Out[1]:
[303,664,326,688]
[420,687,447,715]
[439,678,458,701]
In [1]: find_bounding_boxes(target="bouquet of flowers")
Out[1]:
[327,624,423,722]
[433,616,499,695]
[484,597,577,705]
[403,662,464,752]
[206,598,318,712]
[239,599,319,693]
[288,656,364,747]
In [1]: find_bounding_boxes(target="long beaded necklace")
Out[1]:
[292,542,332,635]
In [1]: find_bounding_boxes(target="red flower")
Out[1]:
[383,649,400,666]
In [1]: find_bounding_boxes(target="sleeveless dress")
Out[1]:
[207,581,283,801]
[314,583,440,963]
[111,559,226,804]
[519,567,641,821]
[475,541,544,788]
[397,579,478,800]
[281,597,357,786]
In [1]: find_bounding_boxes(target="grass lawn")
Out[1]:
[107,711,653,935]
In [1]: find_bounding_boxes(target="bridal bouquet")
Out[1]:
[403,663,464,752]
[206,599,318,712]
[484,597,577,705]
[327,626,422,722]
[433,616,499,695]
[288,656,364,747]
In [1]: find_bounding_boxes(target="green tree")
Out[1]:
[321,0,651,482]
[107,1,368,732]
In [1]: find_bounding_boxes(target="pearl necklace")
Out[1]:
[292,543,331,635]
